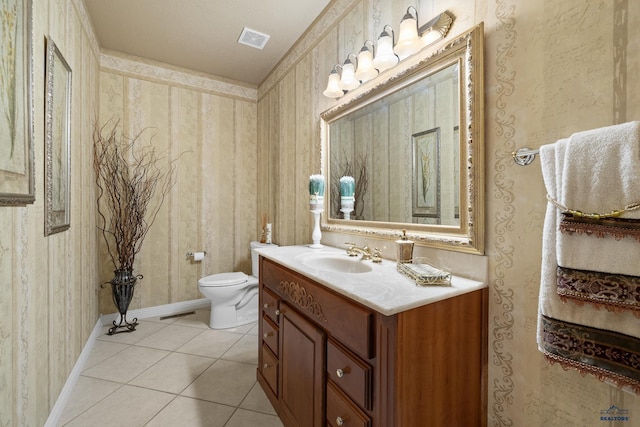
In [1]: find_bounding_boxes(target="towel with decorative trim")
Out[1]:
[537,121,640,395]
[556,121,640,276]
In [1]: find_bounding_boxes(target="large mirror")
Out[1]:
[321,24,484,254]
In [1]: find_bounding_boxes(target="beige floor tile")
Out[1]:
[145,396,235,427]
[97,320,168,345]
[176,329,243,358]
[224,408,284,427]
[220,322,257,334]
[172,309,212,329]
[135,324,204,351]
[82,340,129,370]
[221,334,258,364]
[239,383,277,415]
[82,345,170,383]
[181,359,257,406]
[63,385,173,427]
[57,376,121,425]
[129,352,215,394]
[246,322,259,335]
[140,313,181,324]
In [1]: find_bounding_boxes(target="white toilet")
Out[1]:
[198,241,275,329]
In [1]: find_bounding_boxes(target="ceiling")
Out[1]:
[84,0,331,86]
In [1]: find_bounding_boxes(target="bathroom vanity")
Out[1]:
[256,245,487,427]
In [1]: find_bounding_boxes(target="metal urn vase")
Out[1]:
[108,269,142,335]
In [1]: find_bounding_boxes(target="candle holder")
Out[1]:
[308,174,325,248]
[340,196,354,220]
[309,205,324,248]
[339,176,355,220]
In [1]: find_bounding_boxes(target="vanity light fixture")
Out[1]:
[419,11,454,47]
[338,53,360,91]
[322,64,344,98]
[394,6,421,60]
[355,41,378,82]
[372,25,399,72]
[321,8,454,99]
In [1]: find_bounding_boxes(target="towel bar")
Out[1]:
[512,147,539,166]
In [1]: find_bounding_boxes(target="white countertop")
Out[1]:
[255,245,486,316]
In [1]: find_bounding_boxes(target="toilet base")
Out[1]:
[208,292,258,329]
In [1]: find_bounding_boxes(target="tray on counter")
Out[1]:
[397,258,451,286]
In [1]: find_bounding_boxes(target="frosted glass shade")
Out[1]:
[322,71,343,98]
[355,48,378,82]
[394,15,421,60]
[421,29,442,47]
[339,59,360,91]
[372,33,398,72]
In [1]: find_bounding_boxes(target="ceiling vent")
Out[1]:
[238,27,270,50]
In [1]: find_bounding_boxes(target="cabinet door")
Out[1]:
[280,302,326,427]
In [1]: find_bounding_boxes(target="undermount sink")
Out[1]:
[296,252,373,274]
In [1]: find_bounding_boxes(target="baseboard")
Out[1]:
[100,298,210,324]
[44,318,104,427]
[45,298,210,426]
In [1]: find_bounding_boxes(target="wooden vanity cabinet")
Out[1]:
[257,256,487,427]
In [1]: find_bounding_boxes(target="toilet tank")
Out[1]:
[250,241,277,278]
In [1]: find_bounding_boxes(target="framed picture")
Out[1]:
[44,36,71,235]
[412,128,441,218]
[0,0,34,206]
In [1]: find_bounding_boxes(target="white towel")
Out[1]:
[556,121,640,276]
[538,122,640,342]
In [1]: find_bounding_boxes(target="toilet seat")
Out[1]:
[199,272,253,287]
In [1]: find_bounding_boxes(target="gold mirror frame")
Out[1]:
[320,24,484,254]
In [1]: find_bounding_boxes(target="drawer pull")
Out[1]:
[336,416,345,426]
[336,367,350,378]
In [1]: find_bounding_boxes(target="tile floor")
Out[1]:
[57,310,283,427]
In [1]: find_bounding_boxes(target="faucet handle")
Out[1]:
[344,242,357,256]
[372,247,383,263]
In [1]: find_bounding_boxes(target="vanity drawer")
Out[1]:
[326,380,371,427]
[262,287,280,324]
[262,315,278,356]
[261,344,278,396]
[327,339,372,410]
[262,257,374,358]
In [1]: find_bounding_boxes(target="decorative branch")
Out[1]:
[93,119,179,272]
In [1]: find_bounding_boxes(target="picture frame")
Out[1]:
[412,128,441,218]
[0,0,34,206]
[44,36,71,235]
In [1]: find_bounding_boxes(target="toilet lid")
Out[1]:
[199,272,248,287]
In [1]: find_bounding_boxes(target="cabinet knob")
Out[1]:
[336,416,345,426]
[336,368,345,378]
[263,303,270,309]
[263,363,270,369]
[275,309,280,315]
[263,332,271,338]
